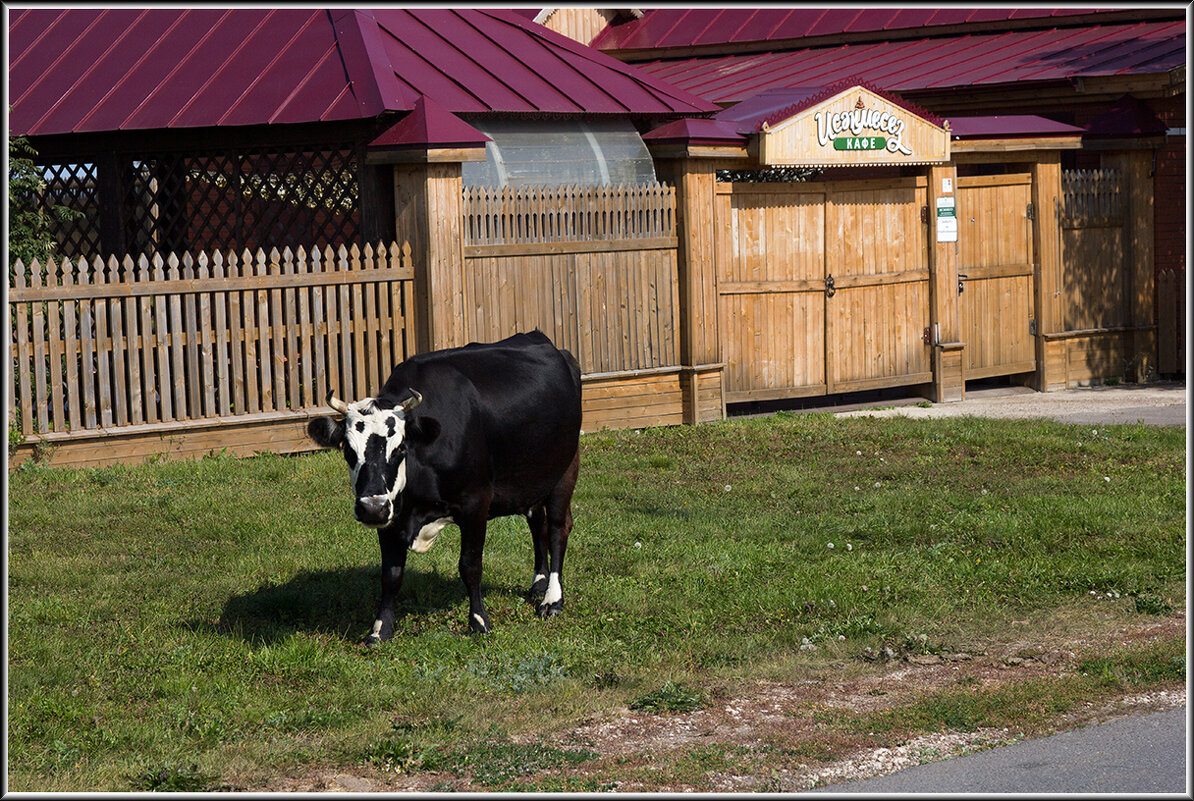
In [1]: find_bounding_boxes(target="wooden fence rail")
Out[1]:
[9,242,415,456]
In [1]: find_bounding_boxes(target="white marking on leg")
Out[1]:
[370,619,383,640]
[411,516,454,553]
[472,613,487,630]
[533,572,547,585]
[542,572,562,606]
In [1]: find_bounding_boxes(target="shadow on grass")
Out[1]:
[192,566,458,644]
[192,566,529,644]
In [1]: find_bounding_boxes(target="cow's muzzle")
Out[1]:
[354,495,393,527]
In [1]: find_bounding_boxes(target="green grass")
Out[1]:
[6,413,1186,790]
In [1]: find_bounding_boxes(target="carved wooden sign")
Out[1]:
[757,85,951,167]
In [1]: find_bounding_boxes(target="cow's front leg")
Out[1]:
[458,518,490,634]
[369,527,408,645]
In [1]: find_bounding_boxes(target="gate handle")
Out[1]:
[957,272,968,294]
[825,274,836,298]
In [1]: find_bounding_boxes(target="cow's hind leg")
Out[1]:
[538,449,579,619]
[458,516,491,634]
[526,504,550,602]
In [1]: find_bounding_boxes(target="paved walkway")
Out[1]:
[817,706,1189,793]
[832,381,1187,427]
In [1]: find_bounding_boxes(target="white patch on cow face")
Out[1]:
[543,572,562,605]
[341,398,408,526]
[411,517,454,553]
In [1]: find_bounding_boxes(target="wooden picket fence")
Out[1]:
[8,242,415,465]
[463,183,675,245]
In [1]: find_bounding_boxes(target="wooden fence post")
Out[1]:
[1031,151,1066,391]
[928,162,964,402]
[653,157,725,424]
[393,161,469,353]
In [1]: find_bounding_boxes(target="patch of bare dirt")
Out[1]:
[253,613,1185,793]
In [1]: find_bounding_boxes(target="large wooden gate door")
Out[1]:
[824,177,933,393]
[716,176,933,402]
[956,173,1036,379]
[716,183,828,402]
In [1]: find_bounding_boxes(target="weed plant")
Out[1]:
[7,413,1185,790]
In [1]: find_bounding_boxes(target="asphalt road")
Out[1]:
[817,707,1189,794]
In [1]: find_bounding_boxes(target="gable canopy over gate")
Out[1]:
[714,82,952,168]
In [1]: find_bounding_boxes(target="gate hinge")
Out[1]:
[923,326,932,345]
[1029,318,1038,336]
[920,205,929,224]
[1026,201,1035,221]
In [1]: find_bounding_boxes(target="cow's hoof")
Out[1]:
[364,633,386,647]
[536,600,563,619]
[469,612,491,634]
[526,578,548,602]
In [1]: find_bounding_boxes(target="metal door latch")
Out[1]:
[825,274,836,298]
[958,272,968,294]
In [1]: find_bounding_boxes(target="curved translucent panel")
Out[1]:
[463,118,656,188]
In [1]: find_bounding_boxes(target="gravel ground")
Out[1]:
[833,381,1187,427]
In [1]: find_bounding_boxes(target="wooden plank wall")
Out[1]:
[463,184,684,430]
[9,243,416,467]
[1055,169,1134,384]
[1157,268,1185,375]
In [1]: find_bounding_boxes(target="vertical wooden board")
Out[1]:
[310,248,329,406]
[359,246,379,394]
[348,246,369,398]
[43,260,67,432]
[105,260,129,427]
[259,250,279,412]
[226,253,245,415]
[196,254,217,417]
[212,253,231,415]
[237,251,258,414]
[13,263,34,433]
[135,256,158,423]
[122,257,144,425]
[166,254,187,418]
[150,255,172,421]
[58,258,82,430]
[375,249,394,392]
[75,260,97,430]
[182,254,202,421]
[282,248,300,411]
[293,249,313,408]
[336,250,353,402]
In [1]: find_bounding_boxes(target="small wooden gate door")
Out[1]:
[956,174,1037,379]
[716,176,932,402]
[824,177,933,393]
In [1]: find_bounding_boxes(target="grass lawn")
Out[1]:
[6,412,1186,791]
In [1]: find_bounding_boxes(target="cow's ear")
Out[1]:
[405,415,440,447]
[308,416,345,448]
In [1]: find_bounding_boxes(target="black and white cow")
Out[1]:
[307,330,582,642]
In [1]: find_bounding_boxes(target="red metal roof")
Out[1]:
[7,8,717,137]
[592,8,1148,51]
[948,115,1086,138]
[630,20,1186,105]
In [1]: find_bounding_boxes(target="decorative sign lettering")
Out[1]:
[755,85,950,168]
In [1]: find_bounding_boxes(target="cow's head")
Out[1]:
[308,389,428,529]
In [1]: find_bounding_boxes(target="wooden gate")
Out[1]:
[716,176,932,403]
[956,173,1037,379]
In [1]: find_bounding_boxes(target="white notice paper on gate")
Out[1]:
[936,197,958,243]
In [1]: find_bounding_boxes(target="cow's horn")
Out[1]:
[398,389,423,413]
[326,391,349,415]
